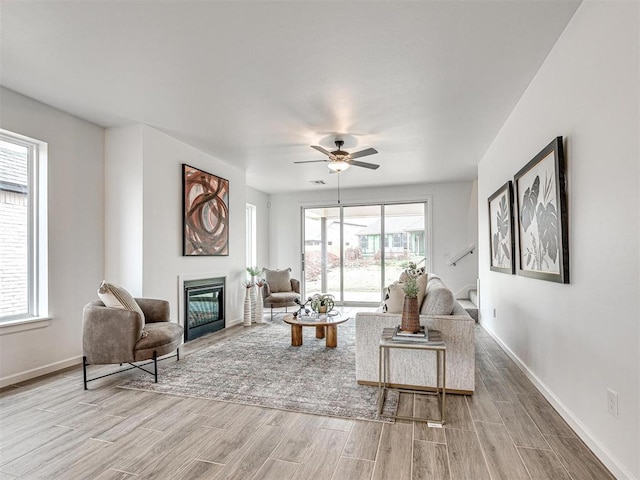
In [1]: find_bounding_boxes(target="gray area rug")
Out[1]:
[119,315,397,422]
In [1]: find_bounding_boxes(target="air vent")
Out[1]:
[310,180,326,185]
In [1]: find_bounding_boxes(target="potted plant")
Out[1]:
[246,266,262,284]
[401,277,421,333]
[310,293,335,314]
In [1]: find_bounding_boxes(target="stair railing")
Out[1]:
[447,245,475,266]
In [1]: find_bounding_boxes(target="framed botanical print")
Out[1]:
[182,164,229,256]
[514,137,569,283]
[488,181,515,274]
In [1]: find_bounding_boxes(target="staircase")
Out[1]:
[457,288,478,322]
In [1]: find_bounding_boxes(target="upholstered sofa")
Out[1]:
[355,276,475,394]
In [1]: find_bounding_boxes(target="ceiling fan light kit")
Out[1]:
[294,139,380,172]
[327,160,351,172]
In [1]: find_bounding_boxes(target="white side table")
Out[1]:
[377,327,446,424]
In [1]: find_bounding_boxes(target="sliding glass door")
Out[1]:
[303,207,341,299]
[343,205,382,303]
[383,203,426,288]
[302,201,428,305]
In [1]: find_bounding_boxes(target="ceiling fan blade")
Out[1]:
[294,159,328,164]
[349,147,378,159]
[311,145,332,156]
[350,160,380,170]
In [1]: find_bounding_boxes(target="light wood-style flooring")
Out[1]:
[0,312,615,479]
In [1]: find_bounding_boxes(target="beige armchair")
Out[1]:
[82,298,183,389]
[262,268,301,320]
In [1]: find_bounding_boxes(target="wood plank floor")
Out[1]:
[0,313,615,479]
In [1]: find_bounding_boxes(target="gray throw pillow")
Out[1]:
[264,268,292,293]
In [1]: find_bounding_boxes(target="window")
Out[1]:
[303,201,430,304]
[246,203,257,268]
[0,130,48,322]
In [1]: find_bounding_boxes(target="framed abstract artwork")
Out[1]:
[514,137,569,283]
[488,181,515,274]
[182,164,229,256]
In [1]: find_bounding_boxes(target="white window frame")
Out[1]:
[0,129,49,332]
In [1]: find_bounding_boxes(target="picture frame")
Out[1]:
[488,181,515,274]
[182,164,229,256]
[514,137,569,283]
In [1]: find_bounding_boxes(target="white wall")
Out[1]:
[269,181,478,297]
[104,125,143,294]
[105,125,247,326]
[0,88,104,384]
[477,3,639,479]
[246,186,270,269]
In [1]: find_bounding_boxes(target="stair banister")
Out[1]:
[447,245,475,266]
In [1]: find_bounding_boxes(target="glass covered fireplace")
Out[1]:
[184,277,225,342]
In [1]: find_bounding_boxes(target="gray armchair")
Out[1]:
[262,268,301,320]
[82,298,183,389]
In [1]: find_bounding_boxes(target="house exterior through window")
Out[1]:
[0,130,47,322]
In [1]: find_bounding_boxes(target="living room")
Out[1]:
[0,1,638,479]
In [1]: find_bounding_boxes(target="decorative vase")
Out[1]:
[243,288,252,326]
[401,296,420,333]
[249,284,257,322]
[254,287,264,324]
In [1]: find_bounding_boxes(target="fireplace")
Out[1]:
[183,277,225,342]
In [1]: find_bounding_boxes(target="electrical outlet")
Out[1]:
[493,308,497,318]
[607,388,618,418]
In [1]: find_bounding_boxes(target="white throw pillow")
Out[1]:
[97,281,146,324]
[382,282,405,313]
[399,266,426,283]
[382,274,428,314]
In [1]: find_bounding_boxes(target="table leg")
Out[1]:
[316,326,325,339]
[291,324,303,346]
[326,325,338,348]
[442,350,446,424]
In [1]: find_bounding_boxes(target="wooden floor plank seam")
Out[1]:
[470,405,501,480]
[328,422,358,480]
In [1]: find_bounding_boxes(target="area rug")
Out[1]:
[119,315,397,422]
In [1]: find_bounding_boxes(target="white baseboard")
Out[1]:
[0,356,83,389]
[226,317,242,327]
[479,320,637,480]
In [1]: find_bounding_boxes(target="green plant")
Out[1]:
[403,277,419,298]
[310,293,335,313]
[246,266,262,276]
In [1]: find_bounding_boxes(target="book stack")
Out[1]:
[392,325,429,342]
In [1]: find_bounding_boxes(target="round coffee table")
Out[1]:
[283,312,349,348]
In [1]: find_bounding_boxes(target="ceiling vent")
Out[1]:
[310,180,326,185]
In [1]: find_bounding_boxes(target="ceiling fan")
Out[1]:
[294,140,379,172]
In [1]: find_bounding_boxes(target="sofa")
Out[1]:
[355,276,475,394]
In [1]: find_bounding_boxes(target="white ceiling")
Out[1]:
[0,1,580,194]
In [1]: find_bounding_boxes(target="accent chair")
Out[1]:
[262,268,301,320]
[82,297,183,389]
